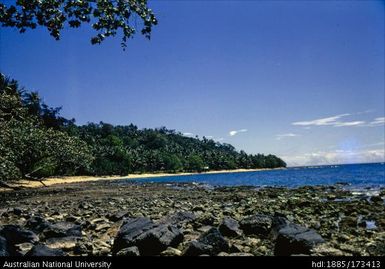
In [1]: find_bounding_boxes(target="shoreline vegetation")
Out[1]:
[0,74,286,185]
[0,168,283,191]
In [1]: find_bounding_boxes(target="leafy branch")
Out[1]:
[0,0,158,49]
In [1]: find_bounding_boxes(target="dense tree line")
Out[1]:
[0,75,93,180]
[0,74,286,181]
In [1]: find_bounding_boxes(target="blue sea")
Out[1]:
[122,162,385,189]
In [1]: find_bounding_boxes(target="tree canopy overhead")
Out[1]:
[0,0,158,48]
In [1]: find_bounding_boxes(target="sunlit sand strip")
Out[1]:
[0,168,284,191]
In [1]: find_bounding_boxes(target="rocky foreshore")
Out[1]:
[0,180,384,256]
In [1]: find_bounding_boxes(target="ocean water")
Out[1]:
[122,163,385,188]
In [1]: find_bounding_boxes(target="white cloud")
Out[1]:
[229,129,248,136]
[292,112,385,128]
[216,138,225,142]
[292,113,368,128]
[276,133,301,140]
[205,136,214,139]
[368,117,385,127]
[282,148,385,167]
[333,121,365,127]
[183,132,194,137]
[292,114,350,126]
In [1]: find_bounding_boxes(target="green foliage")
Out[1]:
[0,74,93,180]
[187,155,205,172]
[73,123,286,175]
[0,157,21,181]
[0,0,157,49]
[0,73,286,181]
[163,154,182,172]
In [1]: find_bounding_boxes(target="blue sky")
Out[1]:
[1,1,384,166]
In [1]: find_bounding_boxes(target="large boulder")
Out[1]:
[272,214,290,230]
[219,217,242,237]
[183,228,229,256]
[41,222,82,239]
[271,214,291,238]
[240,214,273,237]
[0,225,39,245]
[198,228,229,253]
[0,236,9,256]
[112,217,184,255]
[26,244,67,256]
[274,223,325,256]
[112,217,155,254]
[134,224,184,255]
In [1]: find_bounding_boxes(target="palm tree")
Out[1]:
[0,73,25,121]
[23,91,42,116]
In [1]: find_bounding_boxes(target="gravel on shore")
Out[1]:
[0,180,384,256]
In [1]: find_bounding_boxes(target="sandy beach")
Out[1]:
[0,168,283,191]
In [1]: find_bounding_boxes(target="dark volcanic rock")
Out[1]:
[26,216,51,233]
[272,214,290,229]
[135,224,184,255]
[112,217,155,254]
[240,214,273,237]
[112,217,184,255]
[12,208,22,216]
[26,244,67,256]
[183,240,213,256]
[271,214,290,238]
[219,217,241,237]
[1,176,380,257]
[42,222,82,239]
[198,228,229,253]
[107,211,129,222]
[184,228,229,256]
[0,236,9,256]
[161,211,196,225]
[274,223,325,256]
[0,225,39,245]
